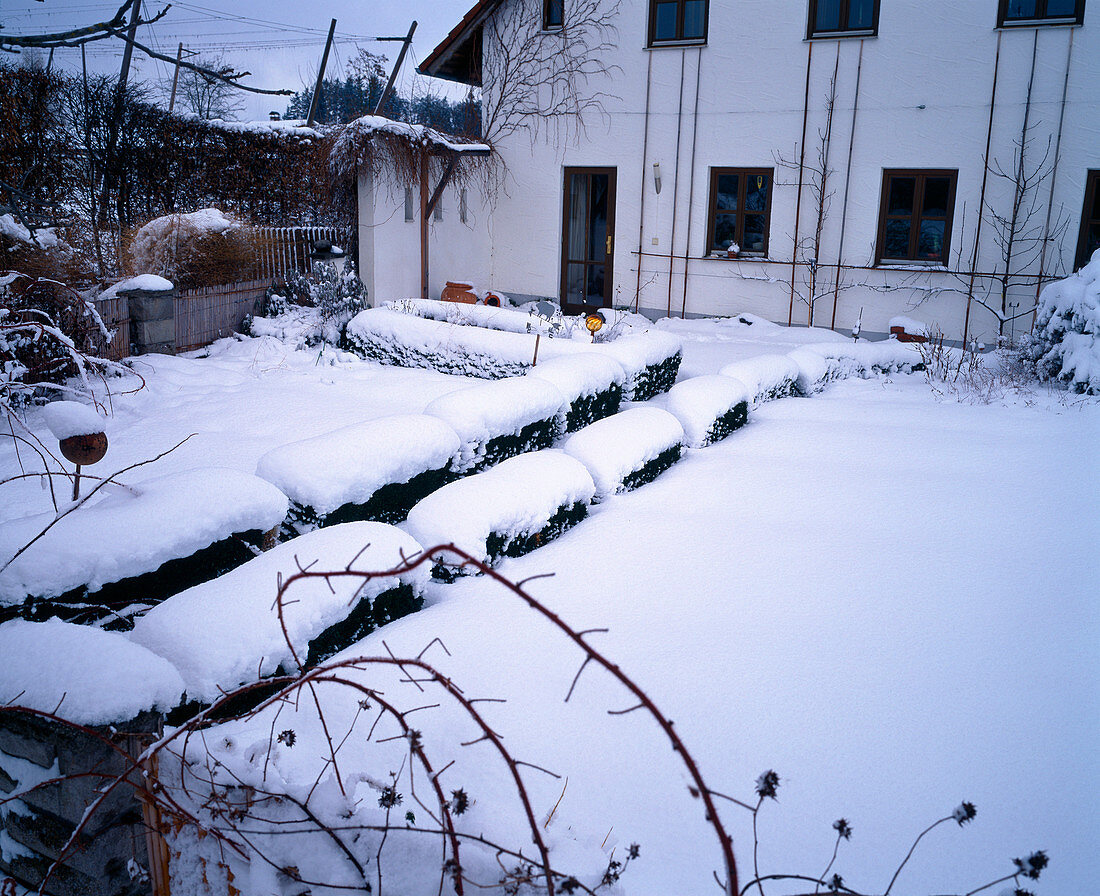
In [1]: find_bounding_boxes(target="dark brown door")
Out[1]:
[561,167,616,313]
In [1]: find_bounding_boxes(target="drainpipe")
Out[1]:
[680,46,703,319]
[1033,27,1074,325]
[788,40,813,326]
[831,39,863,331]
[964,30,1002,346]
[634,51,655,313]
[665,50,687,318]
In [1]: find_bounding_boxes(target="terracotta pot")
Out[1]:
[441,281,477,304]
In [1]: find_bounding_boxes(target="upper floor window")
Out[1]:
[543,0,564,31]
[998,0,1086,26]
[876,170,957,264]
[648,0,708,46]
[706,168,773,257]
[807,0,880,37]
[1076,171,1100,271]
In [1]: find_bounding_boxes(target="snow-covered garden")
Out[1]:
[1,281,1097,895]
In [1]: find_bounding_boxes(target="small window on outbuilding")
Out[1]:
[543,0,564,30]
[404,188,414,222]
[434,196,443,221]
[460,187,469,224]
[648,0,708,46]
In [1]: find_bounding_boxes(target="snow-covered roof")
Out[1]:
[340,115,491,155]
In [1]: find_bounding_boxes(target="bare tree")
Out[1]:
[175,54,245,120]
[480,0,622,144]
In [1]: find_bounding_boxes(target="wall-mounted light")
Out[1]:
[653,161,662,195]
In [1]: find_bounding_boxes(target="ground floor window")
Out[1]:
[998,0,1085,26]
[807,0,879,37]
[706,168,772,256]
[875,169,957,264]
[1076,171,1100,270]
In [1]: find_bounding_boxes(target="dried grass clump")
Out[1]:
[126,209,260,288]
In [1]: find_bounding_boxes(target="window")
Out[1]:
[404,187,414,222]
[807,0,880,37]
[998,0,1085,26]
[460,187,469,224]
[875,170,957,264]
[648,0,708,45]
[433,196,443,221]
[706,168,772,257]
[1076,171,1100,270]
[543,0,563,31]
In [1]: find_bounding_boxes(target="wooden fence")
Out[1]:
[175,278,268,353]
[253,226,343,282]
[91,294,131,361]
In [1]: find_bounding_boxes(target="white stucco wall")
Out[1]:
[473,0,1099,342]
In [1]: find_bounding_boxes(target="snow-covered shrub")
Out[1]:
[127,208,256,288]
[562,407,684,499]
[405,450,595,572]
[247,264,367,346]
[423,377,568,472]
[719,354,802,404]
[0,469,288,622]
[1022,250,1100,394]
[665,375,751,448]
[256,414,461,534]
[594,331,683,401]
[311,261,368,345]
[526,353,626,431]
[802,340,925,378]
[129,522,429,704]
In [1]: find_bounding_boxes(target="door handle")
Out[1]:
[606,234,612,256]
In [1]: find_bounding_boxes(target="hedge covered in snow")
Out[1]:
[593,331,683,401]
[130,522,429,705]
[664,375,751,448]
[1024,250,1100,394]
[719,354,802,404]
[388,298,569,337]
[424,377,567,472]
[0,469,289,621]
[526,354,626,431]
[404,450,595,572]
[801,340,925,379]
[562,407,684,498]
[256,415,461,532]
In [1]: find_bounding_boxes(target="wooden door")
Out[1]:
[560,168,616,313]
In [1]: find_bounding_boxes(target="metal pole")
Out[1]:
[168,42,183,113]
[831,39,863,331]
[680,47,703,319]
[665,50,687,318]
[375,21,417,116]
[633,51,654,313]
[420,146,429,299]
[306,18,337,127]
[789,40,813,327]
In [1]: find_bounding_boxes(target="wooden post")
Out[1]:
[420,146,430,299]
[375,21,418,115]
[306,18,337,127]
[168,42,183,112]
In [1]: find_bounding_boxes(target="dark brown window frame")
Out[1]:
[875,169,958,265]
[705,167,774,258]
[997,0,1086,27]
[542,0,564,31]
[1076,170,1100,270]
[806,0,881,39]
[647,0,709,47]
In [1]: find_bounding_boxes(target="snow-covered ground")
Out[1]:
[1,316,1096,895]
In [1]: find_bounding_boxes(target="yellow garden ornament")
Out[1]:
[585,312,605,334]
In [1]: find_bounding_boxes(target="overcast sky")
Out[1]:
[2,0,476,119]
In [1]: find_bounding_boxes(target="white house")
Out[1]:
[361,0,1099,344]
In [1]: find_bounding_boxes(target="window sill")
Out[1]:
[996,18,1081,28]
[805,29,877,41]
[704,253,771,262]
[874,261,949,271]
[646,39,708,49]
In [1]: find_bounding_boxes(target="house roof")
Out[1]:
[417,0,505,86]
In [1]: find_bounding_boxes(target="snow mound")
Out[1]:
[562,407,684,498]
[256,415,461,517]
[0,620,185,725]
[0,214,60,249]
[719,354,802,404]
[801,340,925,376]
[592,331,683,400]
[1025,250,1100,394]
[39,401,106,440]
[424,377,567,471]
[665,375,751,448]
[527,354,626,401]
[390,298,581,338]
[130,522,428,704]
[787,347,833,394]
[889,315,929,336]
[405,450,595,566]
[0,469,289,604]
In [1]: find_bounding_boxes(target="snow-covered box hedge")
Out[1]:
[424,377,566,473]
[0,469,289,623]
[130,522,428,706]
[1024,250,1100,394]
[664,375,750,448]
[562,407,684,499]
[389,298,566,337]
[346,307,682,401]
[799,340,925,381]
[526,354,625,431]
[257,415,461,533]
[405,450,595,573]
[719,354,802,404]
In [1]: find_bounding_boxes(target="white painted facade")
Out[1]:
[366,0,1099,343]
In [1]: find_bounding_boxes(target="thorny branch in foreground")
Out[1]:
[2,546,1049,896]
